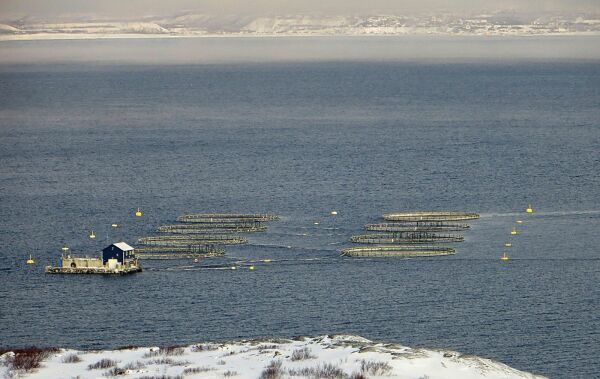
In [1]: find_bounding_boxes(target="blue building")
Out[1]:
[102,242,136,265]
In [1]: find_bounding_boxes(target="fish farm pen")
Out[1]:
[176,213,280,223]
[138,235,248,246]
[158,224,267,233]
[382,212,480,222]
[136,213,279,259]
[351,233,465,244]
[364,223,470,232]
[135,245,225,260]
[341,245,455,257]
[345,211,479,257]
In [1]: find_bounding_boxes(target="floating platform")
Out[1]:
[138,235,248,246]
[177,213,279,223]
[158,224,267,234]
[382,212,479,222]
[364,223,470,232]
[44,266,142,275]
[341,245,455,257]
[351,233,464,244]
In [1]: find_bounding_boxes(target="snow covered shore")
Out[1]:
[0,335,546,379]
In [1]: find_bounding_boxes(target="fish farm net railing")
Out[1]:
[177,213,280,223]
[382,212,480,222]
[341,245,455,257]
[158,225,267,234]
[364,223,470,232]
[138,235,248,246]
[351,233,464,244]
[135,245,225,254]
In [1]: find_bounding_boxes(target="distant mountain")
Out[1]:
[1,12,599,39]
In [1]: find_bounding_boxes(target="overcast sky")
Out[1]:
[1,0,599,19]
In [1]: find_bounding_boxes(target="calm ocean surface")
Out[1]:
[0,39,599,378]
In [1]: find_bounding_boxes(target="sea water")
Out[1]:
[0,38,599,378]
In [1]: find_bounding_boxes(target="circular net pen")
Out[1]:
[177,213,280,223]
[138,234,248,246]
[365,223,470,232]
[158,224,267,234]
[351,233,464,244]
[342,245,455,257]
[383,212,479,222]
[135,245,225,259]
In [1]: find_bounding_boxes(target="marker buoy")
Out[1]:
[135,208,142,217]
[501,253,509,261]
[89,231,96,239]
[511,227,518,235]
[526,204,533,213]
[26,255,35,265]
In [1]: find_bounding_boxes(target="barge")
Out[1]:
[45,242,141,275]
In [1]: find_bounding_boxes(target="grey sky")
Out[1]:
[1,0,598,19]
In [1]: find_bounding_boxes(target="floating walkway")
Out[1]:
[138,235,248,246]
[383,212,480,222]
[342,245,455,257]
[158,224,267,234]
[364,223,470,232]
[177,213,279,223]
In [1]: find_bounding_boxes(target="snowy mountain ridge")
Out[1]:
[1,12,600,40]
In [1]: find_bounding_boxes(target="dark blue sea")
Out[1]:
[0,38,599,378]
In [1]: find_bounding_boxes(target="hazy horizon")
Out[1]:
[1,0,599,20]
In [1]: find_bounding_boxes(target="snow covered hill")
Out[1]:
[0,335,547,379]
[0,12,599,40]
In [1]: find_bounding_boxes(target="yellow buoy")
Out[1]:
[516,220,523,224]
[135,208,142,217]
[504,243,512,247]
[501,252,509,261]
[89,231,96,239]
[249,265,255,271]
[511,227,518,235]
[26,254,35,265]
[526,204,533,213]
